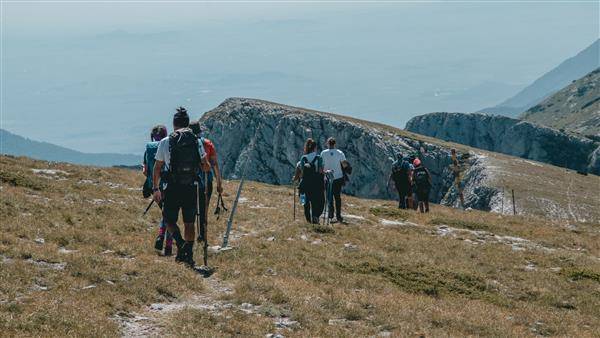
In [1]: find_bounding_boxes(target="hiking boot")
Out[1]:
[311,217,320,224]
[175,246,187,263]
[164,245,172,256]
[185,255,196,268]
[184,242,195,268]
[154,235,164,251]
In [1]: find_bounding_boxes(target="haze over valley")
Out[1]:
[2,2,598,154]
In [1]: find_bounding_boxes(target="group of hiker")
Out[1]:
[388,152,433,213]
[140,108,454,270]
[292,137,351,224]
[142,107,223,268]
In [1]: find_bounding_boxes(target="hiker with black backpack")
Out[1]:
[293,138,325,224]
[152,107,208,268]
[412,158,432,213]
[321,137,349,223]
[142,125,175,256]
[388,153,413,209]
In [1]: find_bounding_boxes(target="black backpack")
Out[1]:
[168,128,201,185]
[391,160,410,185]
[414,167,430,188]
[299,155,323,193]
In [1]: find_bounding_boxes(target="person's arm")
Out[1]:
[426,168,432,185]
[211,154,223,194]
[292,165,302,182]
[340,151,348,168]
[142,151,148,176]
[319,157,324,174]
[152,160,164,202]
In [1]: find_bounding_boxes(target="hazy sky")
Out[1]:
[1,1,599,154]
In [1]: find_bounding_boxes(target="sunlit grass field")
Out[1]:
[1,155,599,337]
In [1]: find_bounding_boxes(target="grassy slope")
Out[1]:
[1,155,600,337]
[520,69,600,136]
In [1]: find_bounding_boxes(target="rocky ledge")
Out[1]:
[199,98,502,211]
[405,112,600,175]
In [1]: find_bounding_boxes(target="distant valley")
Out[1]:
[0,129,140,167]
[480,39,599,117]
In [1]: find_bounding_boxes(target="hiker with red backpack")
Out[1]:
[152,107,208,268]
[189,121,224,242]
[412,158,432,213]
[293,138,325,224]
[189,121,224,205]
[142,125,175,256]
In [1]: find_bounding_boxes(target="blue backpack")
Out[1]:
[143,141,159,197]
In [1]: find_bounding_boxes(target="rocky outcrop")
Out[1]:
[405,112,600,175]
[199,98,491,208]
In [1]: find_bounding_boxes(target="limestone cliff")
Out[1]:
[198,98,600,221]
[199,98,459,202]
[405,112,600,175]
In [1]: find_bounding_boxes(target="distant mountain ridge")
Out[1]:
[480,39,599,116]
[521,68,600,137]
[0,129,140,167]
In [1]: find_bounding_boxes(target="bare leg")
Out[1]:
[183,222,195,241]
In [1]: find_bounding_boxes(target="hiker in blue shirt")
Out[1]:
[142,125,174,256]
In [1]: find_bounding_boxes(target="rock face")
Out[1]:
[405,112,600,175]
[199,98,484,207]
[197,98,600,221]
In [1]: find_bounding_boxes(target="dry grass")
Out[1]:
[1,155,599,337]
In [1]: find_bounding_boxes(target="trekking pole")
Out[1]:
[203,171,209,267]
[327,177,333,226]
[195,180,202,245]
[512,189,516,215]
[142,199,154,216]
[324,178,329,226]
[214,193,228,220]
[501,187,504,214]
[293,184,296,221]
[222,175,245,248]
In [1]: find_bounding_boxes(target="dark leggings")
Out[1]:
[328,178,344,219]
[395,184,410,209]
[304,189,324,223]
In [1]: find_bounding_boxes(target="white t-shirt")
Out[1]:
[320,148,346,180]
[155,130,206,169]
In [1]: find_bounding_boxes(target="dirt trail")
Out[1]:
[115,222,296,337]
[115,273,235,337]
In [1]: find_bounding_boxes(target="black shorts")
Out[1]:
[162,183,198,224]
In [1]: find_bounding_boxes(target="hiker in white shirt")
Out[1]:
[321,137,349,223]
